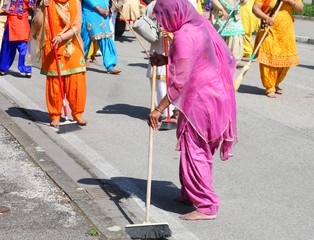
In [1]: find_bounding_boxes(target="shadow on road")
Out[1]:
[297,64,314,70]
[78,177,195,223]
[128,63,148,69]
[115,35,136,43]
[237,84,265,95]
[97,103,150,120]
[5,106,51,124]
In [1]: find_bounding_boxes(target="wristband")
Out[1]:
[57,34,63,41]
[154,107,163,114]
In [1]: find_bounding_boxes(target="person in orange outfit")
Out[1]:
[32,0,87,127]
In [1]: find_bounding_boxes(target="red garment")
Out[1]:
[7,2,30,41]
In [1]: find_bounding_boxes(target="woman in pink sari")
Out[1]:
[148,0,237,220]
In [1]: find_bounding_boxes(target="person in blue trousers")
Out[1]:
[81,0,121,74]
[0,0,36,78]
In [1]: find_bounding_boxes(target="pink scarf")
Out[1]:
[153,0,237,160]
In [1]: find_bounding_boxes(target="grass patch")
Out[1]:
[87,226,100,236]
[294,4,314,17]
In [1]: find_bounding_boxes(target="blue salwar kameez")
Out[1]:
[81,0,117,71]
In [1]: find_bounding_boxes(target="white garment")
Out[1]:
[146,1,174,117]
[187,0,198,10]
[109,12,117,41]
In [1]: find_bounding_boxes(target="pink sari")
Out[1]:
[153,0,237,215]
[153,0,237,160]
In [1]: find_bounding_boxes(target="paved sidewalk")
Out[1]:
[294,17,314,44]
[0,125,105,239]
[0,97,130,240]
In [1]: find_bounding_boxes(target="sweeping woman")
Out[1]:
[32,0,87,127]
[148,0,237,220]
[252,0,303,98]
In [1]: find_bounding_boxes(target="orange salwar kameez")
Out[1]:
[255,0,300,94]
[36,0,86,122]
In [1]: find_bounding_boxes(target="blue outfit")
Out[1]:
[0,26,32,74]
[81,0,117,71]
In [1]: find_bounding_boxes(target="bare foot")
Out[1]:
[75,118,88,126]
[266,92,277,98]
[50,119,60,127]
[275,86,283,94]
[107,69,121,74]
[179,210,216,221]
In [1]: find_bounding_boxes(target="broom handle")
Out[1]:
[145,64,157,223]
[46,6,69,120]
[218,0,240,34]
[111,0,150,58]
[233,1,283,91]
[250,1,283,60]
[163,37,171,121]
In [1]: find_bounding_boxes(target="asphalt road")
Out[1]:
[0,21,314,239]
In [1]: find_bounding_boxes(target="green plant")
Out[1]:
[294,4,314,17]
[87,226,100,236]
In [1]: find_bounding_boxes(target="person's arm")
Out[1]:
[83,0,109,16]
[51,0,82,46]
[148,95,171,130]
[253,2,274,26]
[282,0,303,12]
[212,0,229,20]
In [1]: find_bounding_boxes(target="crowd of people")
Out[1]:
[0,0,304,221]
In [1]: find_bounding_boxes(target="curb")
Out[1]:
[0,92,131,240]
[296,35,314,45]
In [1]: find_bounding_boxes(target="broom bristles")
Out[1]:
[234,61,251,91]
[57,121,82,134]
[125,222,171,239]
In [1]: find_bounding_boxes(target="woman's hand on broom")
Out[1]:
[51,34,63,48]
[148,109,162,130]
[150,52,168,66]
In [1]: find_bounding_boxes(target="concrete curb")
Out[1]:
[0,93,131,240]
[296,35,314,45]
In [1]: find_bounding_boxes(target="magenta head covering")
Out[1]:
[154,0,237,160]
[153,0,201,32]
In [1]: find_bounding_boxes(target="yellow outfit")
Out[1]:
[197,0,203,14]
[87,40,99,59]
[255,0,300,93]
[240,0,259,58]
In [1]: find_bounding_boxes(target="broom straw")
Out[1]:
[234,1,283,91]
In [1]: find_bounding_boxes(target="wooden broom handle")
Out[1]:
[251,1,283,59]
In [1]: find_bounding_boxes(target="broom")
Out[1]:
[46,6,81,134]
[159,37,177,131]
[125,64,172,239]
[234,1,283,91]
